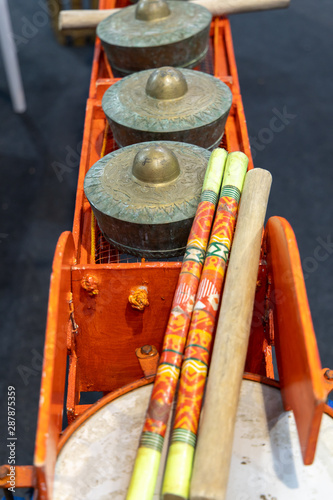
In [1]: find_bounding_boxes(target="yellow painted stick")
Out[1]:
[126,149,228,500]
[190,168,272,500]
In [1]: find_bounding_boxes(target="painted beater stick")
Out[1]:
[190,168,272,500]
[161,152,248,500]
[126,148,228,500]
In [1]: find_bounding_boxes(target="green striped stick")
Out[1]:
[161,152,248,500]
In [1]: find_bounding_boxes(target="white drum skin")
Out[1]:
[226,380,333,500]
[53,380,333,499]
[53,385,165,500]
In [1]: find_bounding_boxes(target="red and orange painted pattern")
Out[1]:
[142,198,218,446]
[172,192,240,444]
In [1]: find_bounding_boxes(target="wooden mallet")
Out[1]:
[190,168,272,500]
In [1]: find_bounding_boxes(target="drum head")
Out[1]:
[53,385,159,499]
[226,380,333,500]
[53,380,333,499]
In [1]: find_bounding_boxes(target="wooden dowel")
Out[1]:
[58,0,290,30]
[191,0,290,17]
[190,168,272,500]
[58,9,118,30]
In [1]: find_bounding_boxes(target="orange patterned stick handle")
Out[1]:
[142,199,217,437]
[126,149,228,500]
[162,151,248,500]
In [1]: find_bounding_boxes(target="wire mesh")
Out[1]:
[198,37,214,75]
[95,224,185,264]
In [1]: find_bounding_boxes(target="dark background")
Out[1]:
[0,0,332,476]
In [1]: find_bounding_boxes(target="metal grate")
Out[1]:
[95,224,185,264]
[198,37,214,75]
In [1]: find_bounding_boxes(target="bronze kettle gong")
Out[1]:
[96,0,212,74]
[84,141,211,258]
[102,66,233,149]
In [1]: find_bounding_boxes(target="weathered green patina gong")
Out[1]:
[96,0,212,74]
[84,141,211,257]
[102,67,232,149]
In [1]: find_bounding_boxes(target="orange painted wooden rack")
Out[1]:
[1,1,332,498]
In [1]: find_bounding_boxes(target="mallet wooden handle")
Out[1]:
[59,0,290,30]
[190,168,272,500]
[191,0,289,17]
[58,9,119,30]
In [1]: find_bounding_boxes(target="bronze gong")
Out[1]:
[102,66,233,149]
[84,141,211,258]
[96,0,212,74]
